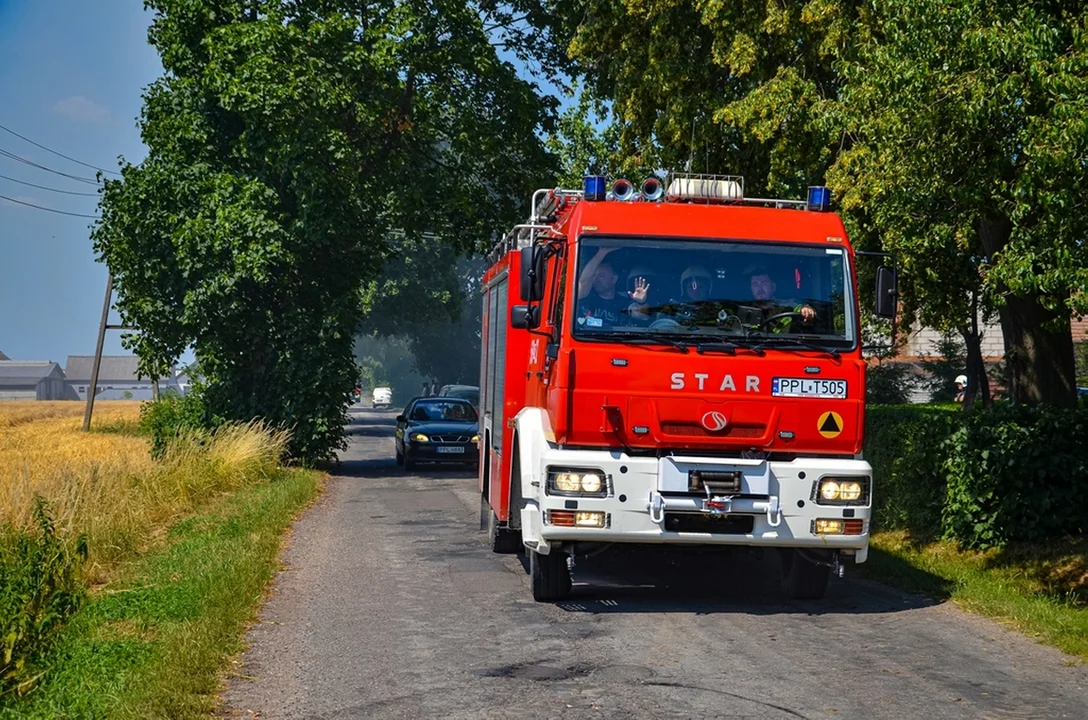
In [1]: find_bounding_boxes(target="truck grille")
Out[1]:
[660,423,764,438]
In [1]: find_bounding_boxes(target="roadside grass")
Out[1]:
[864,531,1088,661]
[0,400,322,707]
[0,402,286,585]
[1,468,322,719]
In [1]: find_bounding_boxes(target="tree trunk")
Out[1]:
[960,288,991,410]
[977,214,1077,408]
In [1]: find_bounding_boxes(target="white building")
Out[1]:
[64,355,179,401]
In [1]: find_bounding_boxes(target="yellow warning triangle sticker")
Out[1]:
[817,411,843,439]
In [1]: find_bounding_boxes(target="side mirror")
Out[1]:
[395,414,405,423]
[875,266,897,319]
[519,246,546,302]
[511,304,539,329]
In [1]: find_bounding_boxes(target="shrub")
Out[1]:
[139,383,219,459]
[866,361,918,405]
[0,499,86,698]
[865,405,958,538]
[942,405,1088,548]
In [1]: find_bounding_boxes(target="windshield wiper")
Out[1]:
[747,336,842,360]
[582,331,691,353]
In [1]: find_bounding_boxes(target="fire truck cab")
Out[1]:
[478,174,897,602]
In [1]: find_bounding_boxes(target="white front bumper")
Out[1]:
[520,449,871,562]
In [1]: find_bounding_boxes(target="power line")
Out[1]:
[0,172,100,196]
[0,193,99,218]
[0,122,122,177]
[0,147,101,185]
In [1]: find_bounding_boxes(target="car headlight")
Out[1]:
[410,433,429,443]
[547,468,609,497]
[813,476,869,505]
[471,434,479,443]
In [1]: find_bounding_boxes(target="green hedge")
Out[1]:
[864,405,957,539]
[864,403,1088,549]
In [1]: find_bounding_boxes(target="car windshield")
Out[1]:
[409,399,478,422]
[572,236,855,347]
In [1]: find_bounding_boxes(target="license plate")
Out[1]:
[436,446,465,454]
[772,377,847,399]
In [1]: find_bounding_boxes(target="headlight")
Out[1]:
[547,468,609,497]
[410,433,429,443]
[814,477,869,505]
[471,434,479,443]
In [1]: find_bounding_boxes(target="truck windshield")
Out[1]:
[572,236,856,347]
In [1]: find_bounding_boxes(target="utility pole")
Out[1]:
[82,274,138,432]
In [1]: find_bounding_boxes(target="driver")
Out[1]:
[745,265,816,329]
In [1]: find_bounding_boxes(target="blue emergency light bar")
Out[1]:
[583,175,607,201]
[807,186,832,212]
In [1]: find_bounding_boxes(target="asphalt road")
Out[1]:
[223,406,1087,719]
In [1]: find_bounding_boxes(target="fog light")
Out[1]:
[814,518,845,535]
[575,511,607,528]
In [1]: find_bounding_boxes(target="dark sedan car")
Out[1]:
[394,397,479,471]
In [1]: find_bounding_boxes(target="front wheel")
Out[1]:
[403,454,416,471]
[780,549,831,600]
[530,548,571,602]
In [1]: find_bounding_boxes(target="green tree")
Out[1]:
[536,0,1086,407]
[93,0,556,461]
[831,0,1086,408]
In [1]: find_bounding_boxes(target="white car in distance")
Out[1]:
[372,387,393,409]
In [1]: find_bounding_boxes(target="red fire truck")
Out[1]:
[478,173,897,601]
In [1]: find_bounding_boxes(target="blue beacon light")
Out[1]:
[807,186,832,212]
[583,175,607,201]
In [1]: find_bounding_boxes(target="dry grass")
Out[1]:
[0,401,288,583]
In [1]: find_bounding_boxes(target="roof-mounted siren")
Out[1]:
[807,186,832,212]
[610,178,637,202]
[665,174,744,203]
[641,177,664,201]
[583,175,607,201]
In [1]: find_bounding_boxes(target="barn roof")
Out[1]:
[64,355,144,383]
[0,361,63,385]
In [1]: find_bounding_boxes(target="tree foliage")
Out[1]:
[93,0,556,461]
[535,0,1087,406]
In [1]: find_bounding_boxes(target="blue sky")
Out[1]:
[0,2,571,367]
[0,0,162,364]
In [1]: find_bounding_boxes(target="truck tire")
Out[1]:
[530,548,571,602]
[780,549,831,600]
[488,506,521,554]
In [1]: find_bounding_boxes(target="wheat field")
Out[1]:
[0,401,288,583]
